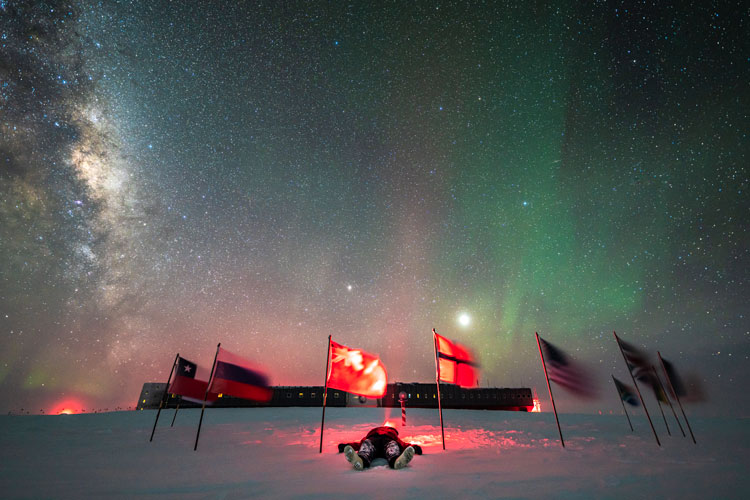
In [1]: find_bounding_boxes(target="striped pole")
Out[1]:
[400,394,406,426]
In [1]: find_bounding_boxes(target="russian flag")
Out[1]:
[208,347,272,402]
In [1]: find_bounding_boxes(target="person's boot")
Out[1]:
[394,446,415,469]
[344,445,364,470]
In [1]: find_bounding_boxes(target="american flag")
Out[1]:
[538,336,597,399]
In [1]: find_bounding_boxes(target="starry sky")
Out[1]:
[1,1,747,416]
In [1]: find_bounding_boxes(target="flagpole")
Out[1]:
[536,332,564,448]
[170,402,180,427]
[612,375,634,432]
[653,365,685,437]
[614,332,660,446]
[650,366,671,436]
[150,352,179,442]
[194,343,221,451]
[432,329,446,450]
[319,335,332,453]
[658,351,696,444]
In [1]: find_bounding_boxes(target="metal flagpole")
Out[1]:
[170,402,180,426]
[194,343,221,451]
[658,351,696,444]
[536,332,564,448]
[432,329,446,450]
[614,332,660,446]
[150,352,179,442]
[649,366,671,436]
[319,335,332,453]
[612,375,634,432]
[653,365,685,437]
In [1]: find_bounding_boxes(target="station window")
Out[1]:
[310,393,316,398]
[334,393,339,398]
[299,392,304,398]
[416,394,420,399]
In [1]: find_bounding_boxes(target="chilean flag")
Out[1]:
[327,340,387,398]
[434,332,479,387]
[168,356,219,404]
[208,347,272,402]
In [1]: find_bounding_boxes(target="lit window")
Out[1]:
[142,399,146,403]
[299,392,304,398]
[416,394,420,399]
[433,394,436,398]
[218,394,223,398]
[311,393,316,398]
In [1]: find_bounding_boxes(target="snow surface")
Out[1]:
[1,407,747,499]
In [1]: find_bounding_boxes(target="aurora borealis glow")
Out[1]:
[1,1,747,415]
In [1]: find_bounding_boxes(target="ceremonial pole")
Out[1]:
[150,352,179,442]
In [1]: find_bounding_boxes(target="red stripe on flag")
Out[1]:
[210,378,272,402]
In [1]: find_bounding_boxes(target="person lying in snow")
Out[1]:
[337,426,423,470]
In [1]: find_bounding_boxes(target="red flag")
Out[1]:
[327,340,387,397]
[168,356,219,404]
[208,347,272,402]
[434,332,479,387]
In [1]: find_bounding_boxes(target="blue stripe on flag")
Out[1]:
[214,361,269,388]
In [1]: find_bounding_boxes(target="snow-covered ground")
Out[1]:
[1,407,747,499]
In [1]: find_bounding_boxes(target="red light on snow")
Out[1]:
[383,420,395,428]
[50,398,84,415]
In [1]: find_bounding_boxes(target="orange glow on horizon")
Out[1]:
[50,398,85,415]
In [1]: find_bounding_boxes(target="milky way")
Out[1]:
[1,1,747,415]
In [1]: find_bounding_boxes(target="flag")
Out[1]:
[327,340,387,397]
[434,332,479,388]
[168,356,218,404]
[538,336,597,398]
[634,366,669,403]
[208,347,272,402]
[618,337,651,372]
[661,357,686,398]
[613,376,639,406]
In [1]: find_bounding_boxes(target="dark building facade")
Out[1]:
[137,382,533,411]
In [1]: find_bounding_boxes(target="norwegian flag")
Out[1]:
[326,340,387,398]
[434,331,480,387]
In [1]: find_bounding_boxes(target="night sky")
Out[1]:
[1,1,747,416]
